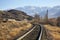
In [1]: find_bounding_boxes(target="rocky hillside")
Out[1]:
[0,9,33,21]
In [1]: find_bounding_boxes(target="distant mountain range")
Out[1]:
[16,6,60,18]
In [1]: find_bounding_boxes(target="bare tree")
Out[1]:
[44,10,48,24]
[34,13,40,23]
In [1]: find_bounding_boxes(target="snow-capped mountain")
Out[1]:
[16,6,60,18]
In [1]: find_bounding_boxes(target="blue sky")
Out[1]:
[0,0,60,10]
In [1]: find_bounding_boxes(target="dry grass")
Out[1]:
[0,21,32,40]
[44,25,60,40]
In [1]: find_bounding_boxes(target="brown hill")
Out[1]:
[0,9,33,21]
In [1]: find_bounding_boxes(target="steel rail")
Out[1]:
[17,25,36,40]
[38,25,43,40]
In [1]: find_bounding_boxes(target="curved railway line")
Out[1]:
[16,24,43,40]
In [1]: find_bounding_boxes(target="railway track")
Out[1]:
[38,25,43,40]
[16,24,43,40]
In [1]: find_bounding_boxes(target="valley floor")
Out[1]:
[44,25,60,40]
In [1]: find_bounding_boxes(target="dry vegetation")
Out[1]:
[44,25,60,40]
[0,20,32,40]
